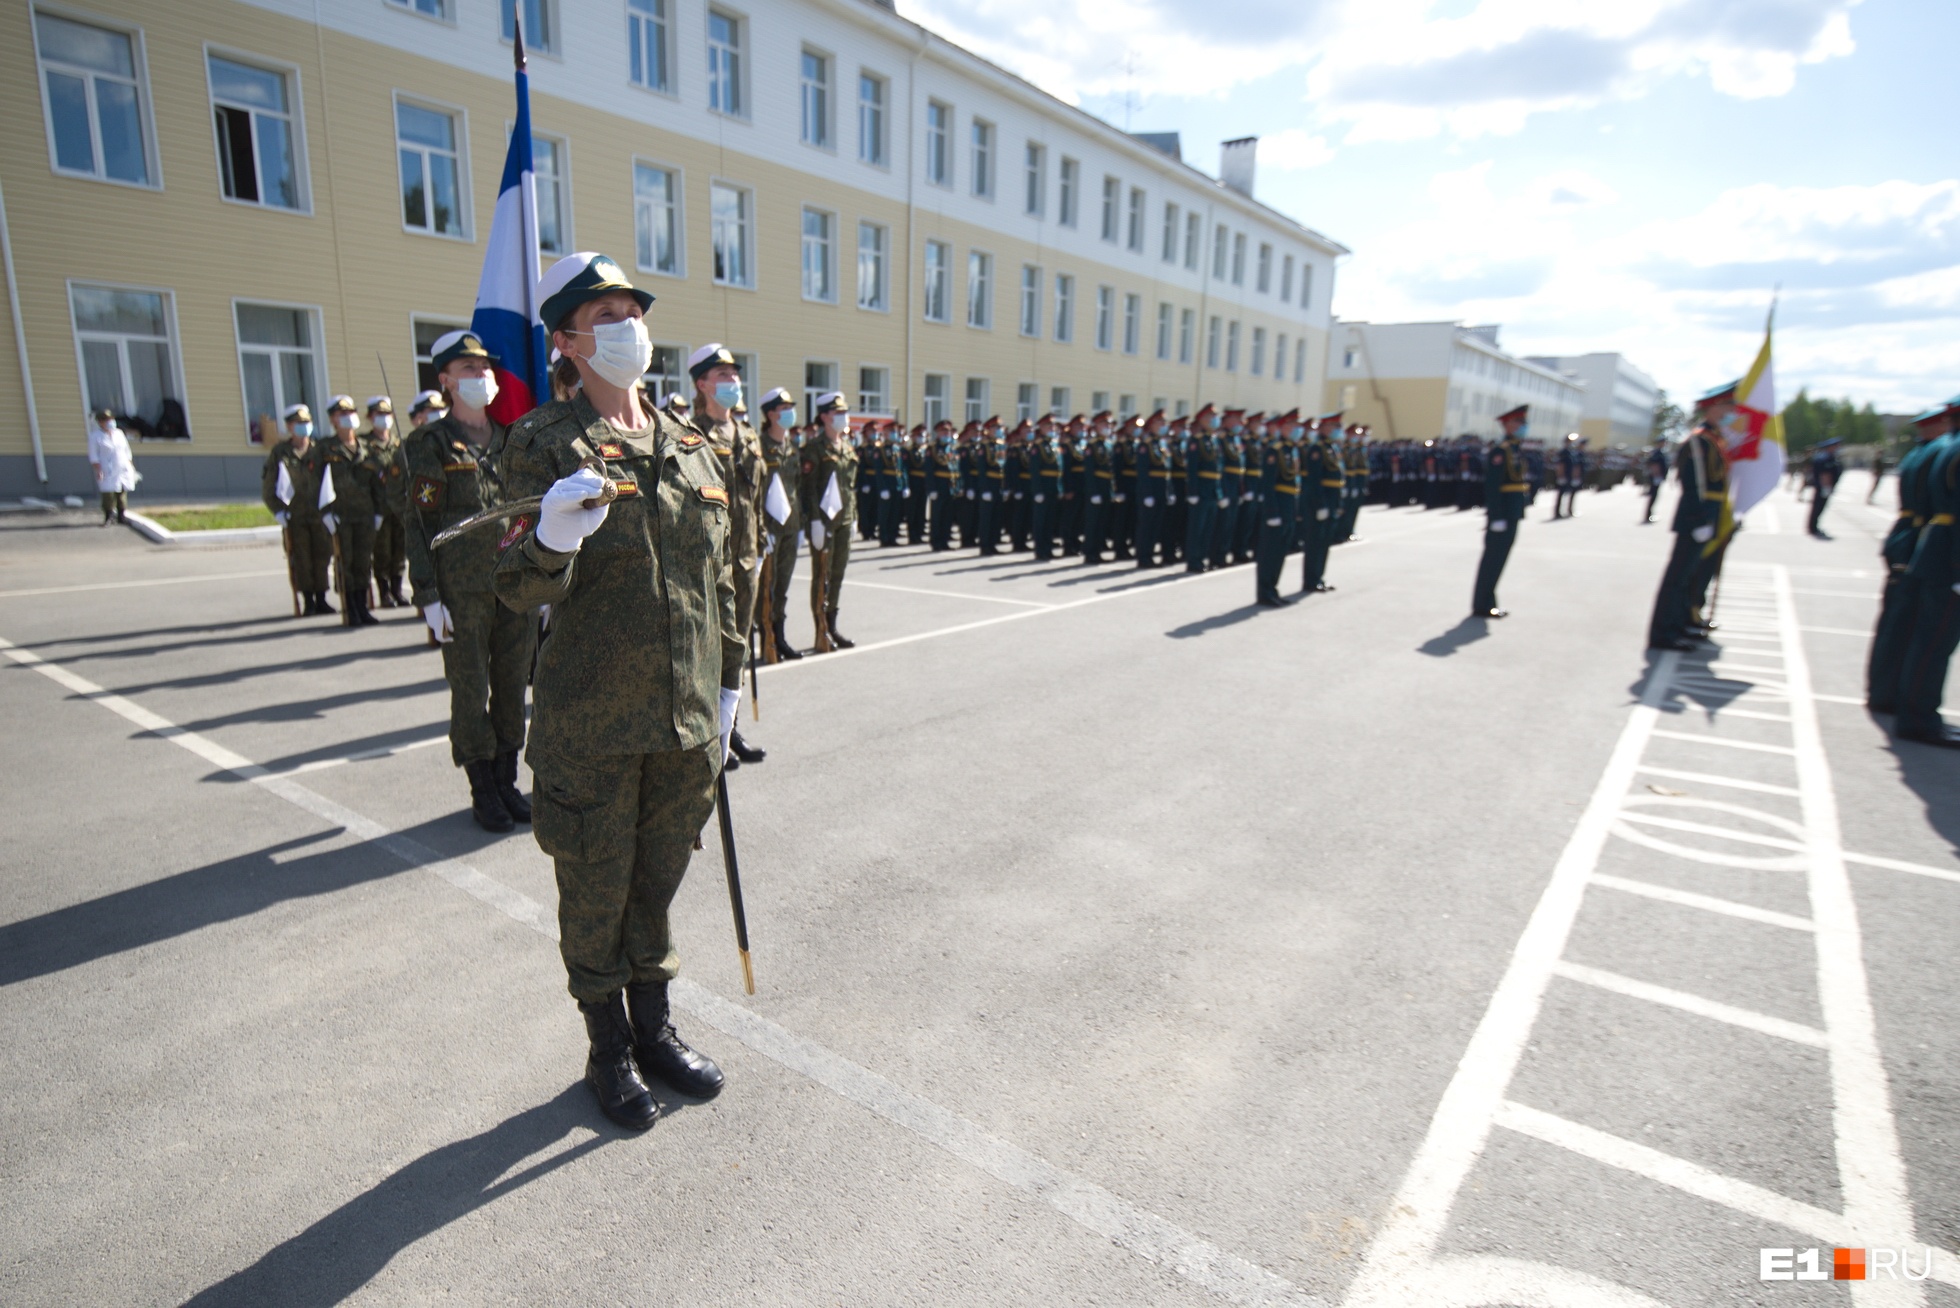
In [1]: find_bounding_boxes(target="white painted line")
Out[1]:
[1552,960,1827,1047]
[1718,708,1795,724]
[1634,765,1800,797]
[1649,730,1796,756]
[1811,693,1866,707]
[1615,812,1807,852]
[1340,653,1680,1308]
[1494,1102,1958,1290]
[1842,851,1960,887]
[1773,564,1925,1306]
[281,734,449,776]
[1803,626,1875,638]
[0,632,1319,1308]
[1793,588,1878,600]
[841,579,1056,608]
[1589,873,1814,932]
[0,569,286,599]
[1708,663,1788,678]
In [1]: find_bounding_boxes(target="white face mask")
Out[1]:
[371,413,393,432]
[454,374,498,411]
[333,414,358,431]
[575,317,653,389]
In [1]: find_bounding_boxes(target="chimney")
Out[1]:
[1220,136,1257,197]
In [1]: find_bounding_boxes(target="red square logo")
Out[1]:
[1834,1248,1866,1281]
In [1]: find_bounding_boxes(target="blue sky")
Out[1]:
[907,0,1958,413]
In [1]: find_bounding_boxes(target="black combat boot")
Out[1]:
[772,615,803,660]
[729,730,766,764]
[352,594,380,627]
[463,758,514,832]
[314,591,336,615]
[579,993,660,1129]
[825,609,856,650]
[625,981,724,1099]
[493,749,532,822]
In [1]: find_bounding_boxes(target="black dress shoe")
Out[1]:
[1866,701,1896,715]
[1314,582,1337,593]
[626,981,724,1099]
[1472,608,1507,619]
[730,730,766,764]
[580,994,659,1130]
[1257,595,1286,608]
[1895,723,1960,749]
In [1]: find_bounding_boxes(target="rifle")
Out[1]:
[808,524,834,654]
[330,522,350,626]
[757,549,777,664]
[280,523,301,616]
[714,769,755,995]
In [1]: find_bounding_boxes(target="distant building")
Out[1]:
[1324,321,1584,442]
[1524,353,1657,447]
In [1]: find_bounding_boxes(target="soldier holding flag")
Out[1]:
[261,403,334,617]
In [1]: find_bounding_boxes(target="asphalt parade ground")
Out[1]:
[2,480,1957,1307]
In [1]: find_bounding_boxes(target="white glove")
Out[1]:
[274,510,289,526]
[1033,494,1045,503]
[1952,583,1960,597]
[982,492,994,502]
[808,520,826,551]
[1090,496,1102,505]
[373,514,383,530]
[1490,519,1509,533]
[718,686,741,762]
[1691,525,1714,543]
[536,467,611,553]
[322,512,339,535]
[1315,508,1330,521]
[1143,497,1156,508]
[1114,494,1127,503]
[423,601,453,643]
[1266,517,1281,527]
[1186,496,1199,505]
[880,490,891,500]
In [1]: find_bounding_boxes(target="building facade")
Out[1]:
[1523,352,1658,447]
[0,0,1345,497]
[1324,320,1584,444]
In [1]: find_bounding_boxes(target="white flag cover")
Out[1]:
[317,465,337,510]
[819,472,842,520]
[764,471,792,525]
[274,461,293,506]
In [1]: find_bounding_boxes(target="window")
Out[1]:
[71,284,182,437]
[1257,243,1272,294]
[710,182,753,286]
[1275,333,1288,380]
[1053,274,1074,343]
[801,207,835,302]
[1212,225,1228,280]
[628,0,670,92]
[1343,347,1358,370]
[925,101,950,186]
[1250,326,1265,376]
[501,0,554,53]
[1231,233,1246,286]
[1049,387,1069,419]
[964,377,989,423]
[1024,143,1045,216]
[1300,264,1313,311]
[1093,285,1114,350]
[1161,202,1178,262]
[707,9,743,117]
[1205,315,1220,368]
[1154,302,1172,360]
[1091,390,1110,414]
[647,344,684,403]
[36,12,153,186]
[388,0,451,16]
[858,73,886,165]
[1126,187,1145,252]
[800,49,830,148]
[1058,157,1078,226]
[966,251,992,328]
[1015,383,1036,422]
[1294,338,1307,383]
[730,352,757,398]
[396,100,465,237]
[971,119,993,198]
[799,361,835,417]
[1280,254,1295,302]
[1100,175,1120,242]
[208,55,300,210]
[1153,396,1167,416]
[1174,399,1189,418]
[1226,320,1241,372]
[413,317,468,393]
[923,373,949,425]
[633,162,680,275]
[1184,212,1201,271]
[1178,308,1195,364]
[235,302,320,444]
[1122,293,1141,355]
[923,241,950,322]
[1018,264,1041,337]
[1118,394,1137,419]
[532,133,567,256]
[857,365,888,416]
[856,221,887,310]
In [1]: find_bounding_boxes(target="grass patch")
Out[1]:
[144,504,277,532]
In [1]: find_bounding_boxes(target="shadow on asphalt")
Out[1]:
[1886,732,1960,857]
[214,720,451,779]
[1417,617,1490,658]
[180,1083,656,1307]
[12,615,294,650]
[101,639,430,698]
[161,677,450,732]
[1166,603,1263,639]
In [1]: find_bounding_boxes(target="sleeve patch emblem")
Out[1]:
[697,484,729,505]
[594,442,625,459]
[675,433,705,450]
[498,515,532,550]
[411,476,446,510]
[612,479,640,499]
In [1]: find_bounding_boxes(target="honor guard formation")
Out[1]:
[247,247,1960,1129]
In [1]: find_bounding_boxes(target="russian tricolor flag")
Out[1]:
[470,24,549,425]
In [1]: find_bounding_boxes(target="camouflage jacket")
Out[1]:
[697,412,765,583]
[398,414,511,607]
[313,433,385,518]
[260,438,324,522]
[800,434,858,527]
[760,426,802,535]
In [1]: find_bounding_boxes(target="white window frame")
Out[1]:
[1058,156,1079,227]
[1184,211,1200,271]
[628,0,672,95]
[1093,284,1114,351]
[855,364,888,416]
[68,278,189,438]
[966,249,993,329]
[1122,292,1141,356]
[34,8,162,191]
[1212,224,1229,280]
[964,376,989,423]
[1300,263,1314,311]
[204,46,310,214]
[1118,394,1137,420]
[1091,390,1110,415]
[1049,386,1070,420]
[528,128,571,258]
[1280,253,1295,302]
[801,205,837,303]
[856,220,888,312]
[633,157,684,277]
[922,239,951,323]
[706,6,747,120]
[647,342,687,404]
[392,92,471,240]
[922,372,950,425]
[1015,382,1036,422]
[1099,175,1120,243]
[1256,242,1272,294]
[1231,232,1247,286]
[232,297,325,445]
[710,178,755,288]
[925,100,951,187]
[970,118,994,199]
[1024,142,1045,217]
[1053,274,1074,343]
[803,360,837,418]
[1205,314,1221,369]
[799,46,832,150]
[857,70,887,166]
[1275,333,1288,382]
[412,314,469,394]
[1126,187,1145,253]
[386,0,455,21]
[1154,301,1172,361]
[500,0,558,55]
[1295,337,1307,383]
[1018,264,1041,338]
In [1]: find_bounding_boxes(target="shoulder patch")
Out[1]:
[411,476,446,510]
[675,431,705,451]
[498,515,532,551]
[698,484,729,505]
[594,441,625,460]
[612,478,641,499]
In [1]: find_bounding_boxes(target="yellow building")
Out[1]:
[0,0,1346,497]
[1324,320,1584,443]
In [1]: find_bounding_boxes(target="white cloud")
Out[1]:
[1260,129,1336,172]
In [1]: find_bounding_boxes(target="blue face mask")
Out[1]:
[715,380,744,410]
[778,407,797,428]
[1514,422,1529,438]
[292,422,314,439]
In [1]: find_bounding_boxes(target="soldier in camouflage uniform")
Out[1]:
[400,330,537,833]
[756,386,804,660]
[495,252,739,1132]
[800,392,859,650]
[261,403,334,616]
[689,343,768,766]
[365,396,409,607]
[315,394,385,626]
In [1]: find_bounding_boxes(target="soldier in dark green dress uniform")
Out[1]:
[1473,405,1531,618]
[1301,412,1345,594]
[401,330,538,832]
[756,386,803,661]
[365,396,409,608]
[1894,394,1960,747]
[928,420,960,550]
[316,394,384,626]
[261,404,334,616]
[1256,416,1301,606]
[1646,396,1731,649]
[1134,413,1172,566]
[1868,401,1954,712]
[494,252,736,1130]
[800,391,859,649]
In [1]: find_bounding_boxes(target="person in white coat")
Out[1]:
[87,408,137,525]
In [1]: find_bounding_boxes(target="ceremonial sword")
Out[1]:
[429,457,615,549]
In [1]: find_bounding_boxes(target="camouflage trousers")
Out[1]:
[330,516,375,600]
[529,739,720,1003]
[372,512,406,590]
[284,520,331,593]
[811,529,850,613]
[442,590,535,766]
